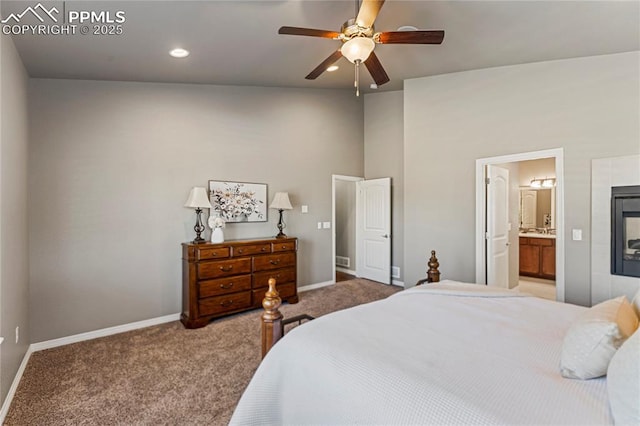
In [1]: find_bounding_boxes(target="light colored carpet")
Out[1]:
[5,279,400,425]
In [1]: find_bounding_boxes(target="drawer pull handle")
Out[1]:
[237,249,243,254]
[220,282,234,289]
[281,245,287,249]
[220,300,234,307]
[261,247,267,252]
[219,266,233,272]
[270,259,280,265]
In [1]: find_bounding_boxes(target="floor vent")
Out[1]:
[335,256,350,268]
[391,266,401,279]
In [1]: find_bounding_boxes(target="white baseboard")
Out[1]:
[298,280,335,293]
[335,267,356,276]
[392,280,405,287]
[30,313,181,352]
[0,346,33,423]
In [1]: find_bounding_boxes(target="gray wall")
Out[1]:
[404,52,640,306]
[335,179,356,270]
[28,79,363,342]
[0,35,30,402]
[364,91,404,282]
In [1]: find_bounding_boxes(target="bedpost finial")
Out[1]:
[427,250,440,283]
[262,278,282,318]
[261,278,283,358]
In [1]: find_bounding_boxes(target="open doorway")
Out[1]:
[332,175,392,285]
[333,175,362,283]
[475,149,565,302]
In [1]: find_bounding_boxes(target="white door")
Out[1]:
[486,165,509,288]
[520,190,537,229]
[356,178,391,284]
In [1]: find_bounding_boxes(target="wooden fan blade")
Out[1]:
[305,50,343,80]
[356,0,385,28]
[278,26,340,39]
[364,52,390,86]
[376,30,445,44]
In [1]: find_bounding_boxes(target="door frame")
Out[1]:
[475,148,565,302]
[332,174,364,284]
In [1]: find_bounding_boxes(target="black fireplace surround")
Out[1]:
[611,185,640,278]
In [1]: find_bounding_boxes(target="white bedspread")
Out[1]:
[230,281,612,425]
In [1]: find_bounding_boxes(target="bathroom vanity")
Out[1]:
[519,233,556,280]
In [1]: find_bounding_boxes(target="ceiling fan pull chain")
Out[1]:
[355,60,360,97]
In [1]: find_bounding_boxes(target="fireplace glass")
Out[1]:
[612,186,640,278]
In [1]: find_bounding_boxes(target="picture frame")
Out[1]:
[208,180,268,223]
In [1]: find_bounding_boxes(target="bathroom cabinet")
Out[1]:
[519,237,556,280]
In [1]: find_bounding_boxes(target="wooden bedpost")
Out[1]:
[261,278,283,359]
[427,250,440,283]
[415,250,441,286]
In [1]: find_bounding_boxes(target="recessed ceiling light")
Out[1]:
[169,48,189,58]
[326,65,339,72]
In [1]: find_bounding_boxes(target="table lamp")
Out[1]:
[269,192,293,238]
[184,187,212,243]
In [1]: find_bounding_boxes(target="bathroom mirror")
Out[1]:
[519,188,554,229]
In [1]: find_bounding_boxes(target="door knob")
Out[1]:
[382,234,389,238]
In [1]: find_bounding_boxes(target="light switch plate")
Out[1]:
[317,222,322,229]
[572,229,582,241]
[301,205,308,213]
[322,221,331,229]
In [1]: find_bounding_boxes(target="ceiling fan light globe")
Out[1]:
[341,37,375,63]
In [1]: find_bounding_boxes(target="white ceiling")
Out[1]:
[3,0,639,93]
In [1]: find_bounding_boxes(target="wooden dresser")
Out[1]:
[181,237,298,329]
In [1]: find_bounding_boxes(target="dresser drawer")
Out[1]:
[199,291,251,316]
[232,244,270,257]
[252,267,296,289]
[199,274,252,298]
[272,241,295,253]
[253,252,296,272]
[197,247,230,260]
[252,282,296,307]
[198,258,251,280]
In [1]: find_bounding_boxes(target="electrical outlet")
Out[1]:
[323,222,331,229]
[15,326,19,344]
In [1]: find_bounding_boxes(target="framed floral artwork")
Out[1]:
[208,180,267,223]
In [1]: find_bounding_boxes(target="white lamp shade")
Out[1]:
[341,37,375,63]
[269,192,293,210]
[184,187,212,209]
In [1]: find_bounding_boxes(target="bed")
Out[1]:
[230,255,639,425]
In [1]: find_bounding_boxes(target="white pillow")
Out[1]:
[607,328,640,425]
[560,296,639,380]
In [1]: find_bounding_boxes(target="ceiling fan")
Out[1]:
[278,0,444,96]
